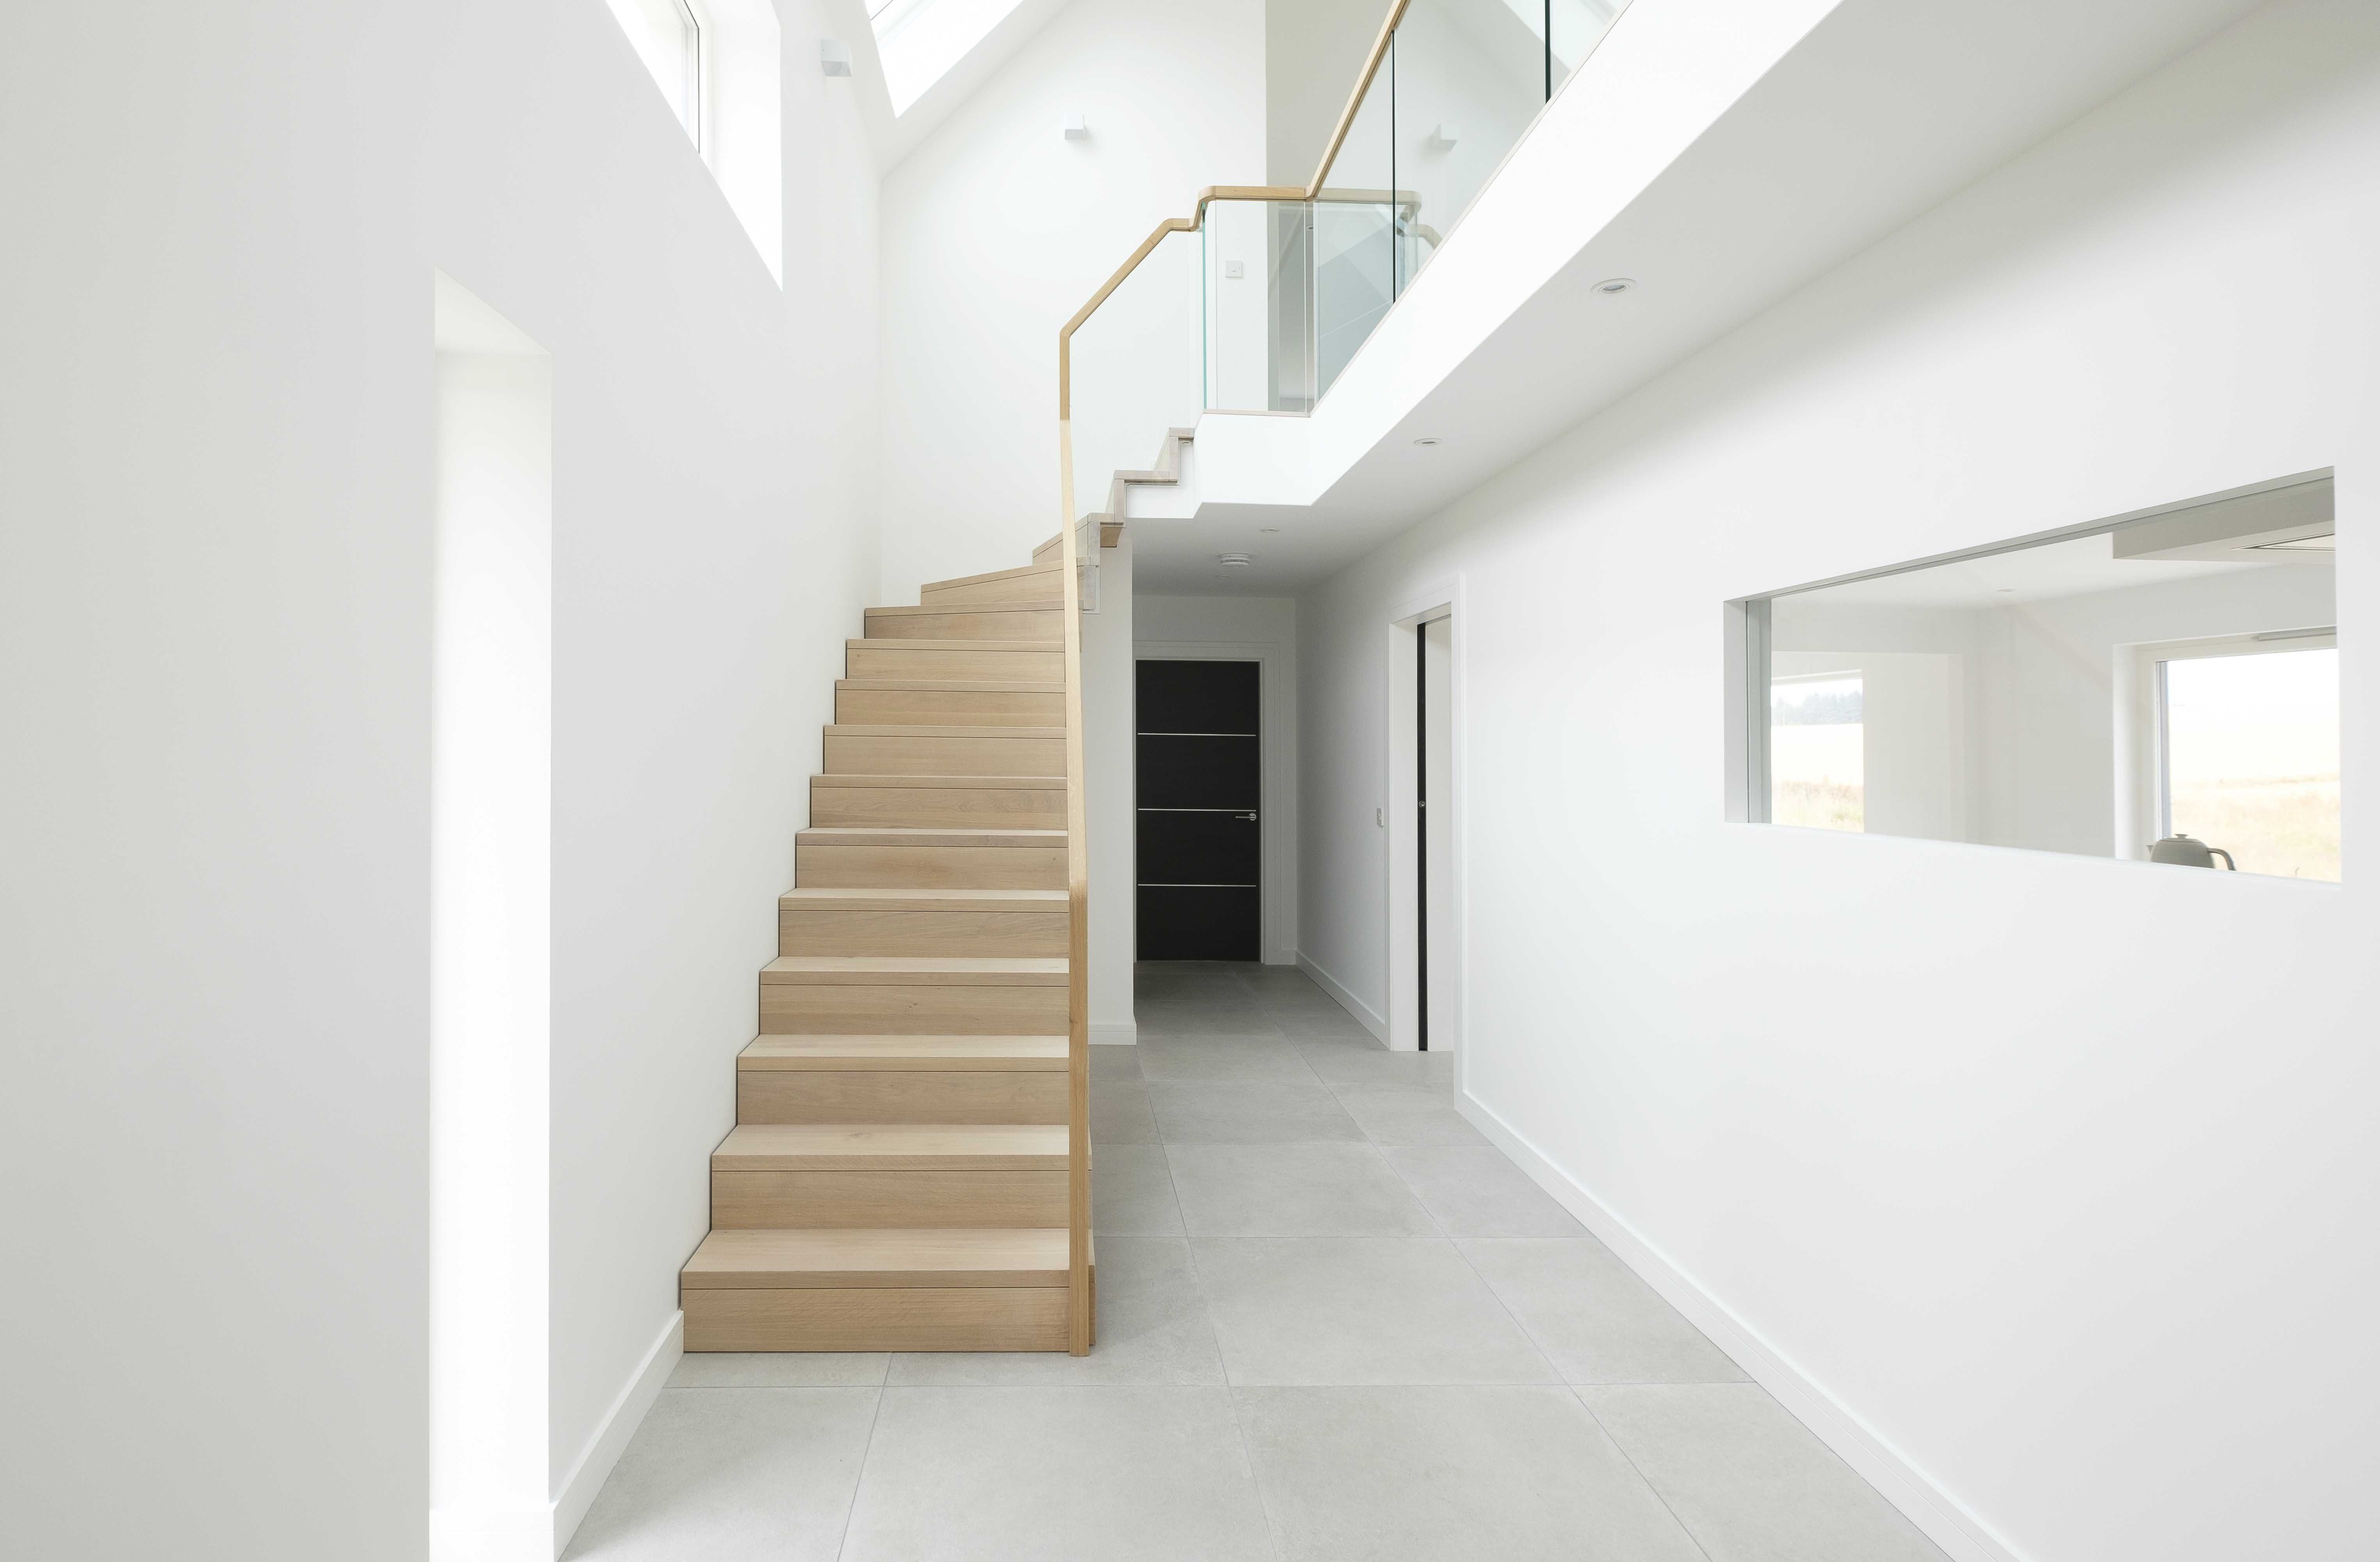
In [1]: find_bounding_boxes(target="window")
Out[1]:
[598,0,783,285]
[611,0,704,148]
[1734,473,2340,880]
[869,0,1030,114]
[2156,639,2340,880]
[1769,672,1864,832]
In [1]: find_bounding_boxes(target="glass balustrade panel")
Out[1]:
[1393,0,1547,289]
[1548,0,1630,84]
[1204,199,1316,413]
[1312,36,1397,403]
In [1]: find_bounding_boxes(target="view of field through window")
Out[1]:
[1751,475,2339,878]
[1770,673,1863,832]
[2163,646,2340,881]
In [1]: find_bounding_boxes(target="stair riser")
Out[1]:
[796,842,1066,890]
[810,780,1064,831]
[920,572,1063,608]
[759,981,1068,1035]
[845,645,1063,682]
[822,733,1064,778]
[864,609,1063,642]
[836,688,1064,727]
[738,1070,1068,1125]
[684,1287,1068,1352]
[711,1169,1068,1227]
[778,908,1068,957]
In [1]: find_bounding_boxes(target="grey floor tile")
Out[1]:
[1458,1239,1748,1385]
[1386,1144,1586,1236]
[1193,1237,1558,1386]
[1093,1142,1186,1235]
[1168,1142,1439,1238]
[1150,1080,1365,1143]
[1330,1081,1487,1145]
[1089,1044,1143,1079]
[1236,1386,1705,1562]
[1137,1033,1318,1083]
[1263,1007,1378,1042]
[1136,998,1284,1037]
[668,1352,887,1387]
[1090,1079,1160,1144]
[1298,1044,1454,1092]
[1581,1384,1949,1562]
[888,1239,1224,1386]
[562,1387,878,1560]
[840,1386,1274,1561]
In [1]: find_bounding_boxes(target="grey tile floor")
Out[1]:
[566,963,1949,1562]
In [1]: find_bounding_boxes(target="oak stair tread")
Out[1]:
[797,827,1064,846]
[713,1122,1070,1169]
[682,1227,1070,1289]
[923,562,1062,593]
[777,887,1068,909]
[738,1035,1070,1070]
[844,638,1062,653]
[760,955,1068,983]
[823,724,1067,739]
[811,773,1066,791]
[836,679,1067,693]
[866,604,1055,618]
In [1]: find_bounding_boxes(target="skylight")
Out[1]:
[870,0,1029,114]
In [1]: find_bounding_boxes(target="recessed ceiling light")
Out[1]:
[1217,553,1252,569]
[1258,527,1282,533]
[1594,277,1635,295]
[1412,436,1441,447]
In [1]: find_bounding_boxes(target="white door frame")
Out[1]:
[1383,579,1463,1056]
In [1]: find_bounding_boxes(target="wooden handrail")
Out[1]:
[1052,0,1408,1357]
[1305,0,1413,198]
[1058,432,1091,1355]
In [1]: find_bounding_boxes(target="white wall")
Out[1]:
[1137,592,1302,965]
[1296,5,2380,1558]
[877,0,1265,604]
[0,0,879,1553]
[1082,533,1138,1040]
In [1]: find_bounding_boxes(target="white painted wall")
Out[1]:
[876,0,1266,604]
[1136,592,1301,965]
[0,0,879,1553]
[1082,533,1138,1040]
[1295,5,2380,1558]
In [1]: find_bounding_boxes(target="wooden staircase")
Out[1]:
[680,534,1093,1354]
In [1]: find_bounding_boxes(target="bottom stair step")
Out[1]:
[680,1228,1081,1352]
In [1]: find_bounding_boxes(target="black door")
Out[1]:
[1136,660,1260,960]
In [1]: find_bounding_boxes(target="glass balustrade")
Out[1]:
[1068,0,1636,527]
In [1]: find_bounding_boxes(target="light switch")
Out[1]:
[1224,260,1244,280]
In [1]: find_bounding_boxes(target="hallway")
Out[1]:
[567,965,1945,1561]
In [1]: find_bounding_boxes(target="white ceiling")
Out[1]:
[1128,0,2270,595]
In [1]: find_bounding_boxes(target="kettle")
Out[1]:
[2148,834,2236,869]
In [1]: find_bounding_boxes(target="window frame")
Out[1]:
[2134,628,2338,845]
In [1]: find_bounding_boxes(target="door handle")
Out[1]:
[1234,812,1258,821]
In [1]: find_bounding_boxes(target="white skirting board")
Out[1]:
[1452,1091,2023,1562]
[1090,1020,1138,1045]
[1294,951,1388,1042]
[550,1309,683,1557]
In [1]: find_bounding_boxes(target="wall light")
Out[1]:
[1063,113,1089,140]
[820,38,852,76]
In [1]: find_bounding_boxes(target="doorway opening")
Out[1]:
[1136,659,1261,960]
[1387,607,1456,1055]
